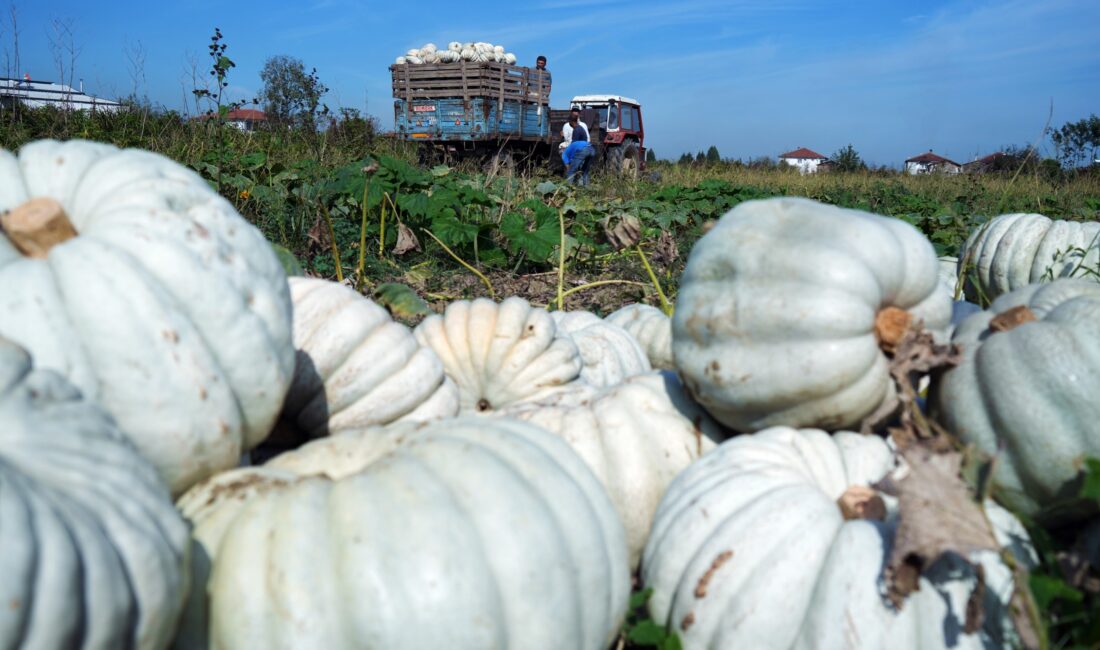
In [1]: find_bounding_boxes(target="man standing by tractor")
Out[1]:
[562,127,595,186]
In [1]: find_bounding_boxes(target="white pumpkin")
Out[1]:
[0,337,190,649]
[499,370,727,567]
[176,417,629,650]
[394,56,407,65]
[448,41,462,51]
[642,426,1034,650]
[504,52,517,65]
[414,297,583,412]
[460,47,476,61]
[672,197,951,432]
[938,255,960,297]
[0,139,295,495]
[551,310,652,387]
[280,277,458,438]
[930,278,1100,521]
[606,303,673,369]
[959,212,1100,302]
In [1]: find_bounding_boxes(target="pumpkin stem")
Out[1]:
[989,305,1036,333]
[874,306,913,354]
[1,197,77,258]
[838,485,887,521]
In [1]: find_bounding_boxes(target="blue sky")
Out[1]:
[4,0,1098,167]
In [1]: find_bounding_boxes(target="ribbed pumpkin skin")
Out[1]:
[642,427,1030,650]
[414,297,583,411]
[282,277,457,437]
[672,197,951,432]
[960,213,1100,302]
[0,140,295,495]
[551,310,652,387]
[0,337,190,650]
[175,417,629,650]
[931,279,1100,520]
[499,370,727,567]
[606,303,674,370]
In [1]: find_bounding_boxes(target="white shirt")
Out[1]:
[560,121,589,150]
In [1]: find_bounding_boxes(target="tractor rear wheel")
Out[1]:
[606,141,640,180]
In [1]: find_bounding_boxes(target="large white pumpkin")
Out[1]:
[551,310,652,387]
[930,278,1100,521]
[414,297,583,411]
[175,417,629,650]
[0,140,295,495]
[281,277,458,437]
[672,197,951,432]
[642,426,1033,650]
[499,370,727,567]
[959,212,1100,302]
[605,303,674,370]
[0,337,190,649]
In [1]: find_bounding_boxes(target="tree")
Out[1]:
[1049,114,1100,168]
[706,145,721,164]
[830,144,866,172]
[677,153,693,165]
[695,151,706,164]
[259,55,330,131]
[646,148,656,164]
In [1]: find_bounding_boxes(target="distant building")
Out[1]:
[193,108,268,132]
[962,152,1008,174]
[779,147,829,174]
[905,150,961,175]
[0,75,123,112]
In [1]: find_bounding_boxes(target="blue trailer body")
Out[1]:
[395,97,550,141]
[390,62,552,147]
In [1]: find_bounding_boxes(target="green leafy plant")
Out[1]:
[619,588,682,650]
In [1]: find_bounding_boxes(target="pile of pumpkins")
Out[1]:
[0,139,1097,649]
[394,41,518,66]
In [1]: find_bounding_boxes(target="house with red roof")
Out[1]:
[779,147,829,174]
[962,152,1008,174]
[905,150,961,175]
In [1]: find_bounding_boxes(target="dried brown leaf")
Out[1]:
[393,222,421,256]
[654,230,679,265]
[601,212,641,250]
[875,443,999,609]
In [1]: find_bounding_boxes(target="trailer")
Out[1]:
[391,61,553,166]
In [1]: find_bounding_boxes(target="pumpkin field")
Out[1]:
[1,109,1099,650]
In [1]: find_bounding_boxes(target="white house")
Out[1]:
[905,150,962,175]
[779,147,829,174]
[0,75,122,112]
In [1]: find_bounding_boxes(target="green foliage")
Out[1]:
[372,282,431,320]
[259,55,330,131]
[1049,114,1100,169]
[646,148,657,164]
[831,144,867,172]
[621,588,682,650]
[705,146,721,164]
[1018,457,1100,649]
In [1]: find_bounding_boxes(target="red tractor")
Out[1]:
[550,94,646,178]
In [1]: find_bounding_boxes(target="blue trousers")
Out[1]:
[567,146,594,186]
